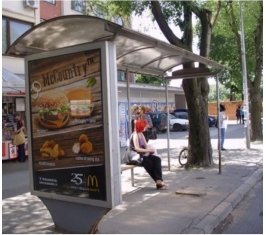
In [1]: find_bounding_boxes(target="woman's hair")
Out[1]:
[139,105,146,113]
[135,120,147,132]
[132,105,139,113]
[220,104,226,111]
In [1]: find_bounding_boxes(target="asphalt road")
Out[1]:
[212,179,263,234]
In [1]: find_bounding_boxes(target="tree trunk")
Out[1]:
[150,0,221,167]
[181,7,213,167]
[182,78,213,166]
[249,87,263,141]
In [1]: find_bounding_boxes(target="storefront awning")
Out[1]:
[2,68,25,96]
[6,15,227,78]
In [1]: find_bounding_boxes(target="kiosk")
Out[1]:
[2,68,28,160]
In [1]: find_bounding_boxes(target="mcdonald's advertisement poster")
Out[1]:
[28,49,106,201]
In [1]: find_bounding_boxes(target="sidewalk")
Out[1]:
[2,137,263,234]
[97,139,263,234]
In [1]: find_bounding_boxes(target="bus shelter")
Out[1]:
[6,15,226,233]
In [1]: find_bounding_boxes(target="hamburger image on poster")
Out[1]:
[37,92,70,129]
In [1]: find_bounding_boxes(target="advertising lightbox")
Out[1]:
[25,42,120,208]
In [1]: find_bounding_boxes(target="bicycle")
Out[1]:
[178,135,189,166]
[178,146,188,166]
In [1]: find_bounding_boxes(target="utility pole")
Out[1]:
[239,0,250,149]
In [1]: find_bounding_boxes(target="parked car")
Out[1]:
[173,109,216,127]
[170,111,188,120]
[207,115,217,127]
[174,108,188,113]
[146,112,167,134]
[168,113,189,131]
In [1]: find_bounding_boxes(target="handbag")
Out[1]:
[13,130,25,146]
[121,134,143,165]
[121,148,143,165]
[146,128,157,140]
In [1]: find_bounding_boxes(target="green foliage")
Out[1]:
[135,74,169,86]
[209,1,263,95]
[82,0,132,26]
[208,84,231,102]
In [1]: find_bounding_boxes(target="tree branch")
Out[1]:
[150,0,187,50]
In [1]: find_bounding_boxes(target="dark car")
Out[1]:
[174,108,189,113]
[146,112,167,134]
[208,115,217,127]
[173,109,216,127]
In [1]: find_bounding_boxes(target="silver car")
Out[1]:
[168,114,189,131]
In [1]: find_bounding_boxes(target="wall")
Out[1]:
[117,83,179,107]
[2,0,40,24]
[208,101,244,120]
[175,94,186,109]
[40,0,62,20]
[61,1,82,15]
[2,0,40,75]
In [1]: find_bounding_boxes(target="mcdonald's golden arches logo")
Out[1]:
[87,175,98,187]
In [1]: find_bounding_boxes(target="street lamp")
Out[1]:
[239,0,250,149]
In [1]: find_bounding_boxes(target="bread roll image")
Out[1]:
[66,89,94,118]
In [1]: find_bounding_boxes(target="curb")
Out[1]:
[188,166,263,234]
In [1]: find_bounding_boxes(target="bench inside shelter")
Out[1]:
[120,164,139,187]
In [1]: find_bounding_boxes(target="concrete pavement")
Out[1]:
[2,133,263,234]
[97,139,263,234]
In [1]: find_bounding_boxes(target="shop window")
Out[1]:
[71,0,83,12]
[2,17,32,54]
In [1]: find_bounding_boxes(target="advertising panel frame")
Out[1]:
[25,41,121,208]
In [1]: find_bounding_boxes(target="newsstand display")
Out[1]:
[2,94,28,160]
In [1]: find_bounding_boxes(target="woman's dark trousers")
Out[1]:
[142,155,163,182]
[17,143,26,162]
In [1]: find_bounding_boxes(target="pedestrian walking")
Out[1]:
[236,105,241,124]
[138,105,153,142]
[240,106,245,124]
[131,105,140,133]
[14,115,26,162]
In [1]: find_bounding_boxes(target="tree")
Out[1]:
[210,1,263,141]
[135,74,169,86]
[82,1,223,167]
[142,1,222,167]
[208,84,231,102]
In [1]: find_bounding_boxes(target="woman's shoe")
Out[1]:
[156,183,168,190]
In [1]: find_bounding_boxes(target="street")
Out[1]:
[212,179,263,234]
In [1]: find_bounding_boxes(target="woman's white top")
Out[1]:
[219,112,228,129]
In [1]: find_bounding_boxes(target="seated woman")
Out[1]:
[132,119,168,190]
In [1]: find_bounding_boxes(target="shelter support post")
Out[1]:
[216,74,221,174]
[165,82,171,171]
[126,69,131,139]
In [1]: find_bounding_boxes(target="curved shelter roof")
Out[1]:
[6,15,226,78]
